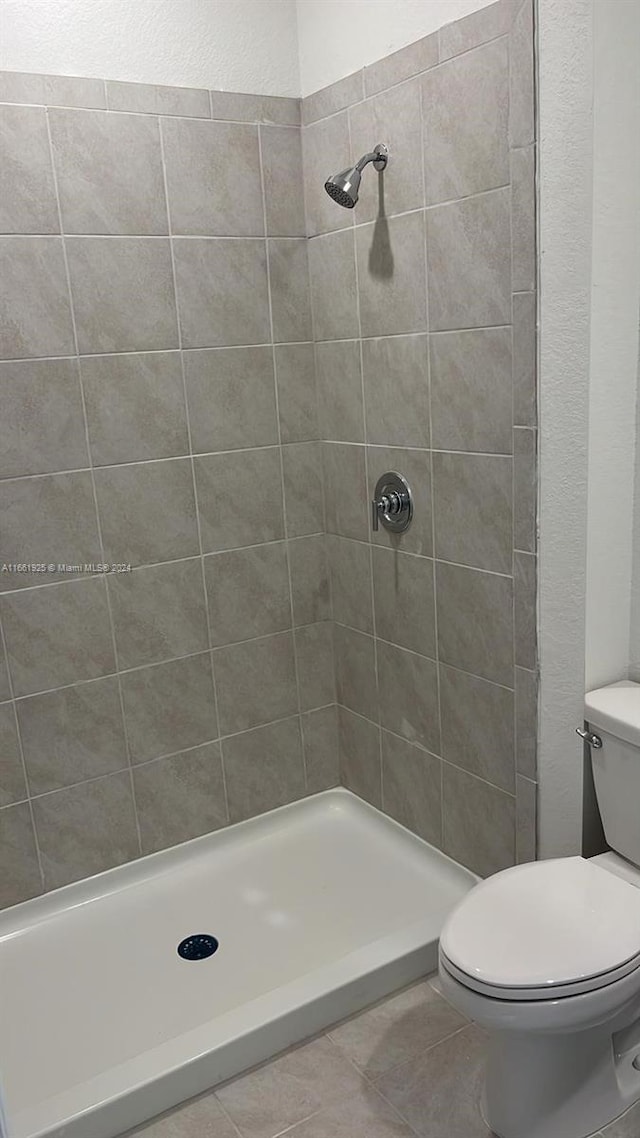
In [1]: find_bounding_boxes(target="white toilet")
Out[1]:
[438,680,640,1138]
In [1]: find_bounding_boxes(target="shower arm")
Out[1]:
[356,144,389,173]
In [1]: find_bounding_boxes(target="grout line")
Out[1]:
[0,613,46,893]
[420,76,446,848]
[157,115,229,823]
[45,108,144,856]
[257,123,307,791]
[347,98,383,799]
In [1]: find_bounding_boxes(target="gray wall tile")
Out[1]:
[66,237,178,353]
[94,458,199,566]
[275,343,318,443]
[363,335,429,447]
[173,237,270,348]
[329,536,373,634]
[349,79,424,223]
[515,665,537,779]
[515,550,536,669]
[334,624,377,721]
[511,145,536,292]
[185,346,278,454]
[49,108,168,235]
[426,187,511,330]
[106,80,209,118]
[121,652,217,764]
[0,70,105,109]
[0,802,42,907]
[0,645,10,703]
[289,534,330,625]
[0,702,27,805]
[195,448,284,551]
[514,427,537,552]
[338,705,381,808]
[210,92,300,126]
[0,358,89,478]
[442,762,515,877]
[0,237,74,358]
[133,742,227,855]
[437,560,514,686]
[0,470,101,591]
[364,33,438,96]
[430,327,512,453]
[302,71,364,126]
[162,118,264,237]
[296,624,335,711]
[309,229,359,341]
[261,125,306,236]
[439,0,509,61]
[433,452,513,574]
[302,111,353,238]
[440,664,515,792]
[372,546,435,657]
[1,577,115,696]
[509,0,535,147]
[356,211,427,338]
[268,238,313,343]
[316,339,364,443]
[214,632,298,735]
[377,640,440,753]
[17,676,126,795]
[223,715,305,823]
[283,442,325,536]
[303,705,339,792]
[323,443,367,541]
[516,773,536,863]
[107,558,209,669]
[0,105,58,234]
[33,770,139,890]
[205,542,292,646]
[382,730,442,845]
[81,351,188,465]
[423,37,509,205]
[513,291,537,427]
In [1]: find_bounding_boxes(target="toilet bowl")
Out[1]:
[438,682,640,1138]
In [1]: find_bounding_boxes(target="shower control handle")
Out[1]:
[371,472,413,534]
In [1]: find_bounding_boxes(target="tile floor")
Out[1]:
[123,976,640,1138]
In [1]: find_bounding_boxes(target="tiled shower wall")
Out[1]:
[302,0,538,878]
[0,0,537,909]
[0,74,338,908]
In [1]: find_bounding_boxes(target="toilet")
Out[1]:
[438,681,640,1138]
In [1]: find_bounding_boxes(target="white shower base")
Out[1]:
[0,788,476,1138]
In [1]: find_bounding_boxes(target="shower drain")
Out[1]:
[177,933,219,961]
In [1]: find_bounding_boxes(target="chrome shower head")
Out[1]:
[324,143,388,209]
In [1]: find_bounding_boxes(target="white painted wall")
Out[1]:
[537,0,593,857]
[0,0,300,95]
[296,0,494,95]
[585,0,640,691]
[629,327,640,681]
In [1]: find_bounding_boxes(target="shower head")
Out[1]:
[324,143,388,209]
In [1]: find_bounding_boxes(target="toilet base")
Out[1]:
[484,1024,639,1138]
[439,963,640,1138]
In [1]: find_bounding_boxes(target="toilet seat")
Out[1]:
[440,856,640,1002]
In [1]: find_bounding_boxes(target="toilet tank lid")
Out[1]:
[585,680,640,747]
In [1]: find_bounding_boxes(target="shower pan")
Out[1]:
[0,789,475,1138]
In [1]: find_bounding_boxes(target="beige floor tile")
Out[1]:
[124,1091,238,1136]
[215,1036,364,1138]
[376,1024,491,1138]
[284,1081,415,1137]
[602,1100,640,1136]
[328,981,467,1079]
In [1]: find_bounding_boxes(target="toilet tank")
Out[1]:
[585,681,640,868]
